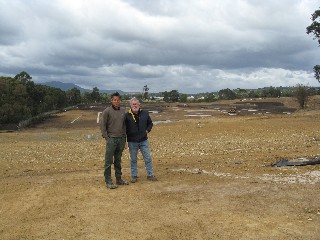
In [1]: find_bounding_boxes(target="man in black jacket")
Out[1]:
[125,97,157,183]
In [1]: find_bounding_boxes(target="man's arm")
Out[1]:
[146,113,153,133]
[100,110,108,139]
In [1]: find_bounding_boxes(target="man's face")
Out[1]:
[111,96,121,108]
[131,100,140,113]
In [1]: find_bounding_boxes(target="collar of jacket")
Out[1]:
[129,108,141,122]
[112,105,120,110]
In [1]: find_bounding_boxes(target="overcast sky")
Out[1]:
[0,0,319,93]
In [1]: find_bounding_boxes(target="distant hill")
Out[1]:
[39,81,124,94]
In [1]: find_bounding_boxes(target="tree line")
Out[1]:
[161,86,319,105]
[1,71,319,126]
[0,71,140,126]
[1,71,95,125]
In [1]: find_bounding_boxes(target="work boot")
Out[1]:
[147,175,158,181]
[131,176,138,183]
[116,178,129,185]
[106,182,117,189]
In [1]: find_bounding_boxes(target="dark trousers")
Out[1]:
[104,136,126,184]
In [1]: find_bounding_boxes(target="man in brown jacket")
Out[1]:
[100,92,129,189]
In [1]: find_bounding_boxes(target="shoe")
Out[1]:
[106,182,117,189]
[116,178,129,185]
[131,176,138,183]
[147,175,158,181]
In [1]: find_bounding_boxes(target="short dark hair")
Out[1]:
[111,92,121,99]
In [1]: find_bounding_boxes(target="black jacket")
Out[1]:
[125,109,153,142]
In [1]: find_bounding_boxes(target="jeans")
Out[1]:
[128,140,154,177]
[104,136,126,184]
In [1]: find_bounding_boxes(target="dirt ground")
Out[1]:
[1,97,320,240]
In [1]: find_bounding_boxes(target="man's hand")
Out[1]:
[102,134,109,140]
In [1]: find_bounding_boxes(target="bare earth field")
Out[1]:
[1,97,320,239]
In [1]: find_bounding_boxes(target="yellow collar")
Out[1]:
[129,109,141,122]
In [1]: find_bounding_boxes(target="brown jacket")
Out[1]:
[100,106,126,138]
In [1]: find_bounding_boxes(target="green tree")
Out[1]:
[14,71,32,84]
[14,71,38,114]
[307,87,318,96]
[313,65,320,81]
[142,85,149,100]
[234,88,248,99]
[306,8,320,82]
[204,92,217,102]
[294,84,309,109]
[33,84,48,113]
[0,76,31,124]
[121,94,131,101]
[66,87,81,106]
[170,90,180,102]
[35,85,66,112]
[218,88,237,100]
[281,88,294,97]
[100,93,110,103]
[1,73,69,125]
[261,86,281,98]
[248,90,260,98]
[91,87,101,103]
[162,90,180,102]
[179,93,188,103]
[52,88,67,109]
[162,91,169,102]
[81,92,91,104]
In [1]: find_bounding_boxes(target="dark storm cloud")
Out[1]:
[0,0,319,93]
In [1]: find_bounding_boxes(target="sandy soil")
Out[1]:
[1,97,320,239]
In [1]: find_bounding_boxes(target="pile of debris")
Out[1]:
[272,157,320,167]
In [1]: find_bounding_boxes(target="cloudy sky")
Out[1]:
[0,0,319,93]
